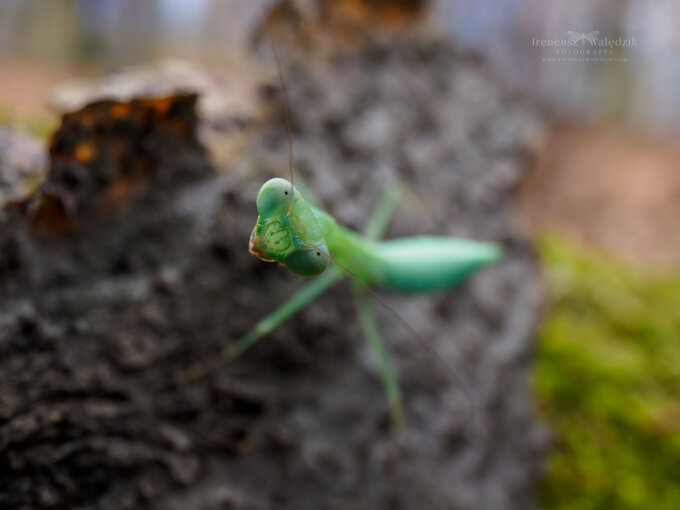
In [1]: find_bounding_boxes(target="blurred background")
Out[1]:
[0,1,678,509]
[1,0,680,132]
[2,0,680,266]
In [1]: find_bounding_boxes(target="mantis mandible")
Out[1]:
[189,48,501,429]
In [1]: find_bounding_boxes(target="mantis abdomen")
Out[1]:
[313,207,501,293]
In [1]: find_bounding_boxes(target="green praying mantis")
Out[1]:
[188,49,501,429]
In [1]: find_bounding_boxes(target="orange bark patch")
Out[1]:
[5,94,202,237]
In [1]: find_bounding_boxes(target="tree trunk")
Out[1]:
[0,28,547,510]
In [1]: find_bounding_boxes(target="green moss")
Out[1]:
[535,236,680,510]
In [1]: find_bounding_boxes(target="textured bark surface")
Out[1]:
[0,30,546,510]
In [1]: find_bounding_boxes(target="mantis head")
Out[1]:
[249,178,330,277]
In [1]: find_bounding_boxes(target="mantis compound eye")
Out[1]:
[256,177,294,218]
[285,246,330,276]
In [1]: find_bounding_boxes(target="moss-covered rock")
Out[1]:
[536,236,680,510]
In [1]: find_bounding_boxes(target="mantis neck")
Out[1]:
[310,206,385,285]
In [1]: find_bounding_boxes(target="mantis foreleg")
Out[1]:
[182,269,341,382]
[226,269,342,361]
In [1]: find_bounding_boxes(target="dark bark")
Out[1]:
[0,32,546,510]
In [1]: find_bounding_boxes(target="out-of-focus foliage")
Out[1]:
[0,105,54,140]
[535,236,680,510]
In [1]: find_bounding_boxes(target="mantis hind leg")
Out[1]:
[362,182,404,241]
[354,182,405,431]
[354,286,404,431]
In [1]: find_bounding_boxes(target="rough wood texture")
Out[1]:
[0,32,546,510]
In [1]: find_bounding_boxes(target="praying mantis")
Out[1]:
[188,48,502,430]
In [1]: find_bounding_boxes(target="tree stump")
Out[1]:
[0,29,546,510]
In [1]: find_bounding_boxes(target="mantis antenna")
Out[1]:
[300,240,477,428]
[236,21,486,430]
[267,38,476,429]
[272,43,296,215]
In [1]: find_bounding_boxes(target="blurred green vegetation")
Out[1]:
[535,236,680,510]
[0,105,54,140]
